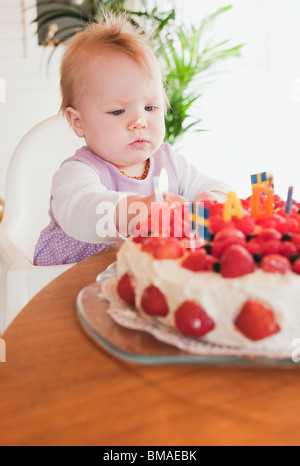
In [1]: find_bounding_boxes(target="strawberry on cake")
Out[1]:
[116,195,300,356]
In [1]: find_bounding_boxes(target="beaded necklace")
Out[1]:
[119,159,150,180]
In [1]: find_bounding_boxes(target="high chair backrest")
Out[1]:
[1,115,83,261]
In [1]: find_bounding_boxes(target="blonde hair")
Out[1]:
[60,13,167,114]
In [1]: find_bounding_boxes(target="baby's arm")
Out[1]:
[51,161,132,243]
[51,161,186,243]
[173,152,230,203]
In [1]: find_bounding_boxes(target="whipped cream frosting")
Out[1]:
[117,239,300,355]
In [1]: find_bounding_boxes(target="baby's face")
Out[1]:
[67,50,166,169]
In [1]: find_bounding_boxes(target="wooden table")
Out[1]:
[1,244,300,446]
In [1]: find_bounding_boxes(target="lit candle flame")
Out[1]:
[159,168,169,195]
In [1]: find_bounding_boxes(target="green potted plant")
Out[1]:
[34,0,174,45]
[32,1,244,145]
[154,5,245,144]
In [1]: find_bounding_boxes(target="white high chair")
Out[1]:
[0,115,83,334]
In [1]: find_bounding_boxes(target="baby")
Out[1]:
[34,13,230,266]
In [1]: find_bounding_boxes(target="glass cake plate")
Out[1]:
[76,262,296,366]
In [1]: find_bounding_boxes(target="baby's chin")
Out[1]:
[104,140,162,167]
[122,148,154,164]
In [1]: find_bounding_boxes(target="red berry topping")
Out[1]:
[236,215,256,235]
[212,235,246,259]
[246,238,262,255]
[292,259,300,275]
[291,233,300,253]
[214,227,245,242]
[260,254,291,274]
[175,300,215,337]
[290,204,300,216]
[276,205,299,217]
[169,204,189,239]
[257,214,285,230]
[273,195,285,208]
[210,215,234,234]
[277,218,299,234]
[117,273,135,306]
[141,285,169,317]
[279,241,298,258]
[260,239,281,256]
[210,203,225,217]
[181,250,208,272]
[257,228,282,242]
[141,237,184,260]
[235,300,280,341]
[220,244,255,278]
[241,197,251,209]
[132,235,144,244]
[133,217,152,239]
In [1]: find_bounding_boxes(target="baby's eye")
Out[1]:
[110,110,124,116]
[145,106,156,112]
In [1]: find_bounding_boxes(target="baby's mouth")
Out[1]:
[129,138,149,148]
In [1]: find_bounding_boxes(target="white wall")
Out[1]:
[176,0,300,200]
[0,0,61,199]
[0,0,299,201]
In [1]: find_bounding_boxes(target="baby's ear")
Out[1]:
[65,107,85,138]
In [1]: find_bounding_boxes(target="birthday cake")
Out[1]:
[116,187,300,356]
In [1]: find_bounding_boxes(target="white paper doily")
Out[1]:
[100,276,288,359]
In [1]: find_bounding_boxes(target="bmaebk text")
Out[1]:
[103,451,197,463]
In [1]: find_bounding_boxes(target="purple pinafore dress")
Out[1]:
[34,143,180,266]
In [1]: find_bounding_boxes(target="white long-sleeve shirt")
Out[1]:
[50,149,230,244]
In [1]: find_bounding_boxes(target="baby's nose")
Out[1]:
[128,118,148,131]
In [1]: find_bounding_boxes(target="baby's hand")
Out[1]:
[164,192,187,205]
[115,193,187,238]
[194,191,227,203]
[141,193,187,216]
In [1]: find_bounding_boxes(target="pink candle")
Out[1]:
[284,186,294,214]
